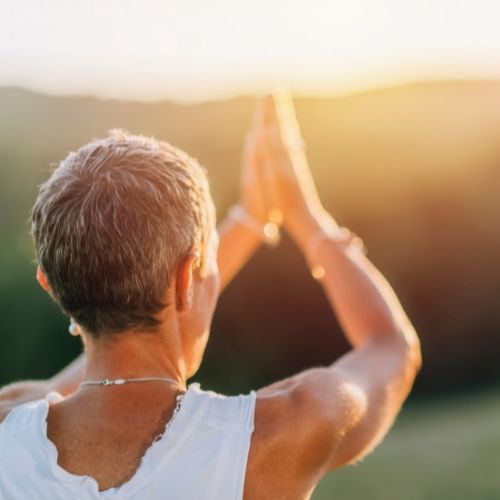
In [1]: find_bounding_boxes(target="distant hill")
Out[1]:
[2,80,500,201]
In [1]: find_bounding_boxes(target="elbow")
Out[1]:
[388,324,423,376]
[410,335,423,374]
[391,318,422,371]
[402,324,422,374]
[397,326,422,390]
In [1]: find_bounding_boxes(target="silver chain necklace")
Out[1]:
[80,376,185,389]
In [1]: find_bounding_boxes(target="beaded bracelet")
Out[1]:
[306,226,367,280]
[227,205,281,246]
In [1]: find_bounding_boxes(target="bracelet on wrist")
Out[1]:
[306,226,367,280]
[227,205,281,247]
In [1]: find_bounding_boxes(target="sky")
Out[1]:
[2,0,500,102]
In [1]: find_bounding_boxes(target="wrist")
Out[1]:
[241,202,268,226]
[286,205,338,250]
[227,204,281,247]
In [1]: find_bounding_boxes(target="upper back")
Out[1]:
[0,383,255,500]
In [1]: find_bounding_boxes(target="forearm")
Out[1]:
[217,214,263,291]
[0,352,86,406]
[288,209,419,351]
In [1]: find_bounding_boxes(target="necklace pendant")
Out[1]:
[114,379,125,385]
[102,379,113,386]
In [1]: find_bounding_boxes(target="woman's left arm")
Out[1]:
[0,353,86,407]
[217,214,265,291]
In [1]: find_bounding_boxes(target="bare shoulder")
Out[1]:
[243,337,420,499]
[244,369,364,499]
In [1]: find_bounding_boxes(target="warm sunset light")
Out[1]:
[2,2,500,498]
[2,0,500,101]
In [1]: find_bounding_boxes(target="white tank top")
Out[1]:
[0,383,256,499]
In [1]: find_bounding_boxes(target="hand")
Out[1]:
[239,114,274,225]
[256,92,325,234]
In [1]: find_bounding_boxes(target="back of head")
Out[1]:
[31,129,214,337]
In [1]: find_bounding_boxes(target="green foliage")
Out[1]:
[0,233,81,382]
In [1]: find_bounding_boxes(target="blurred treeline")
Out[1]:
[1,82,500,396]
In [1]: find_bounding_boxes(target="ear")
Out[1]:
[175,253,199,312]
[36,266,53,294]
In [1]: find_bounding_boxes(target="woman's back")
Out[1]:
[0,384,256,500]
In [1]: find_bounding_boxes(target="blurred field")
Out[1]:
[313,387,500,499]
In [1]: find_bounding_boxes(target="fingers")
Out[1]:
[252,91,303,150]
[272,90,302,144]
[261,94,279,128]
[253,92,286,129]
[252,98,265,129]
[251,94,277,133]
[242,130,275,210]
[253,130,281,214]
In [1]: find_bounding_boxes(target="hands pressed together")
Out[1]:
[238,92,332,250]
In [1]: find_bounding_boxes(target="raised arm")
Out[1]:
[246,94,421,497]
[0,352,86,424]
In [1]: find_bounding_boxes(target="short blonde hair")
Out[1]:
[31,129,214,336]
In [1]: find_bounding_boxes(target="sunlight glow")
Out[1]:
[2,0,500,101]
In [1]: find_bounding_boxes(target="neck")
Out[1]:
[81,321,188,389]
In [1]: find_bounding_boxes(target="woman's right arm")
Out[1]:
[283,206,422,467]
[249,94,421,494]
[0,352,86,422]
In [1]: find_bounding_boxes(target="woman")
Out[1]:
[0,94,421,499]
